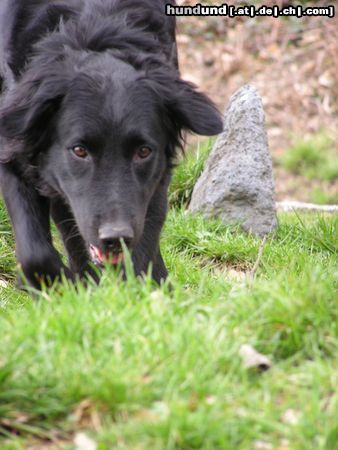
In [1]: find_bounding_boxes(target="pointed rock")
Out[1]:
[189,85,277,236]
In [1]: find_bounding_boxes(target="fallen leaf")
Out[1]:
[239,344,272,371]
[253,441,273,450]
[227,269,247,281]
[281,408,301,425]
[0,279,8,288]
[71,400,102,431]
[150,401,170,419]
[150,290,167,313]
[205,395,216,405]
[72,399,93,424]
[277,438,291,450]
[74,432,97,450]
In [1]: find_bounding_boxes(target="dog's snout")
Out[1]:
[99,223,134,251]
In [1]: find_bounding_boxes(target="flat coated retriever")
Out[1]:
[0,0,222,290]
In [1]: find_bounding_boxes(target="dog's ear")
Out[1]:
[0,70,70,162]
[145,71,223,136]
[168,79,223,136]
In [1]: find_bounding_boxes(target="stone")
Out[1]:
[189,84,277,236]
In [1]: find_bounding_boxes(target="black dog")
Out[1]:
[0,0,222,290]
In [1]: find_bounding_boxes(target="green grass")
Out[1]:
[310,187,338,205]
[169,139,213,208]
[0,182,337,448]
[280,131,338,182]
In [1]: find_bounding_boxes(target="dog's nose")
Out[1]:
[99,223,134,252]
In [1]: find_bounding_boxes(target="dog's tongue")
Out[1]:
[109,252,124,265]
[89,245,124,266]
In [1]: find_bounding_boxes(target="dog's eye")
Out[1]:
[71,145,89,159]
[134,146,153,162]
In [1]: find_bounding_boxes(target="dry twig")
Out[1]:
[250,235,268,281]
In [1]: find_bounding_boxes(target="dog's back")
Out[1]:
[0,0,74,89]
[0,0,177,88]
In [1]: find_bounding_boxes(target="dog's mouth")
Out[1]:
[89,244,124,267]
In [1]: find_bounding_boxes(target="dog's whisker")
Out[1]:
[54,218,78,227]
[63,231,83,244]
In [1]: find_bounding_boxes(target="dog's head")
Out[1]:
[0,53,222,263]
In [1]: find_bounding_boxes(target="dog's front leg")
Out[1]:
[152,250,168,284]
[132,178,169,284]
[0,163,73,290]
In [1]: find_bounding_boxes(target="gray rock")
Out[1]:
[189,85,277,236]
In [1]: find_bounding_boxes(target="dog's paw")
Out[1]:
[18,253,74,290]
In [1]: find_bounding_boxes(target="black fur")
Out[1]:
[0,0,223,290]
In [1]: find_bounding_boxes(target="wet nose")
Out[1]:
[99,223,134,252]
